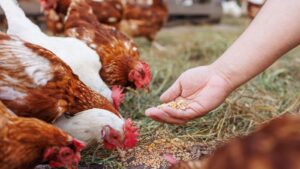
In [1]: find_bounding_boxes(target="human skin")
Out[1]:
[146,0,300,124]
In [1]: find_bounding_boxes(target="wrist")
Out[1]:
[209,61,241,92]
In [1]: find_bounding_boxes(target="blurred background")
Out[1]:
[0,0,264,28]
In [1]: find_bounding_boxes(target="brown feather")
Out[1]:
[0,33,120,122]
[121,0,169,41]
[43,0,123,34]
[64,0,145,88]
[0,101,73,169]
[170,115,300,169]
[87,0,124,28]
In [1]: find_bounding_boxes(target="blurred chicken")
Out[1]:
[169,115,300,169]
[0,0,127,109]
[64,0,152,93]
[40,0,124,34]
[87,0,124,28]
[40,0,70,34]
[120,0,168,42]
[0,101,85,169]
[247,0,265,19]
[0,32,139,149]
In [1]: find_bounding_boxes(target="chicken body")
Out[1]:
[0,101,84,169]
[41,0,124,34]
[87,0,124,28]
[170,115,300,169]
[42,0,71,34]
[0,32,118,122]
[0,32,139,148]
[120,0,168,41]
[54,108,125,146]
[64,0,151,89]
[40,0,152,91]
[0,0,114,103]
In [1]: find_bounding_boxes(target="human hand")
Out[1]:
[145,65,235,124]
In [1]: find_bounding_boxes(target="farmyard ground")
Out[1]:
[77,17,300,168]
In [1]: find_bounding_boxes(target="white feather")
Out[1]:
[54,109,124,145]
[0,0,113,101]
[0,37,58,101]
[0,86,26,100]
[1,40,53,86]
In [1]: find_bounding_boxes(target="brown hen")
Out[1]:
[87,0,124,28]
[40,0,70,34]
[0,101,85,169]
[120,0,169,42]
[0,32,119,122]
[170,115,300,169]
[40,0,124,34]
[64,0,151,90]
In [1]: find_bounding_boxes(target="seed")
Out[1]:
[157,100,188,110]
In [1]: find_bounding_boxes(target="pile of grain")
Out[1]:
[122,137,213,169]
[158,100,188,111]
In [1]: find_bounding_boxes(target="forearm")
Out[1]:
[211,0,300,89]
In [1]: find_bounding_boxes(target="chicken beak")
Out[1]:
[101,125,110,140]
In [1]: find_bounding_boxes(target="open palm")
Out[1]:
[146,66,234,124]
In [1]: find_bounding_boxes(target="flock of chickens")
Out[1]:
[41,0,168,42]
[0,0,167,168]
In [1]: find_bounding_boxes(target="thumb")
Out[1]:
[160,79,181,102]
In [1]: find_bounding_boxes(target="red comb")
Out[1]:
[112,86,125,110]
[49,161,63,168]
[43,147,58,160]
[123,119,139,149]
[141,62,152,87]
[103,140,116,150]
[72,139,86,152]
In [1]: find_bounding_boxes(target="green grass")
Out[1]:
[81,17,300,168]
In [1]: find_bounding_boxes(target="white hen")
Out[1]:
[54,108,125,146]
[0,0,113,102]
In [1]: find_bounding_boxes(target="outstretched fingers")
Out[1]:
[160,79,182,103]
[145,107,187,125]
